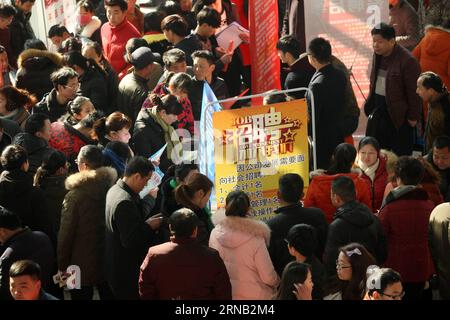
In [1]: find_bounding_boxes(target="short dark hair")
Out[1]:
[161,14,189,37]
[192,50,215,65]
[0,145,28,171]
[332,176,356,202]
[77,145,104,169]
[367,267,402,297]
[328,143,357,174]
[25,113,50,136]
[24,39,47,51]
[9,260,41,281]
[124,156,154,177]
[286,224,317,257]
[371,22,396,40]
[0,4,16,18]
[78,110,104,129]
[48,25,69,38]
[358,136,381,153]
[174,163,198,181]
[0,206,21,230]
[77,0,95,13]
[395,156,424,185]
[104,0,128,12]
[50,67,79,90]
[163,48,186,67]
[196,7,220,28]
[225,190,250,217]
[433,136,450,150]
[308,37,332,64]
[419,71,446,94]
[168,72,192,93]
[276,35,301,58]
[278,173,304,203]
[144,11,166,33]
[169,208,199,238]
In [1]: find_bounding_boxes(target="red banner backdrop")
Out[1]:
[249,0,281,105]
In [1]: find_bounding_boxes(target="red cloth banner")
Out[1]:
[249,0,281,104]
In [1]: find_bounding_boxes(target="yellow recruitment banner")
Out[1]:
[213,99,309,221]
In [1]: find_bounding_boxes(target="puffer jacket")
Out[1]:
[413,25,450,89]
[57,167,117,286]
[304,171,373,223]
[12,132,54,176]
[16,49,62,101]
[209,209,279,300]
[358,156,389,212]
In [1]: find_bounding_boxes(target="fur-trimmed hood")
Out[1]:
[212,208,271,247]
[421,25,450,56]
[425,25,450,35]
[65,167,117,194]
[80,16,102,38]
[17,49,63,69]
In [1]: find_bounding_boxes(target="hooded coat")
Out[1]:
[323,200,388,277]
[209,210,279,300]
[413,25,450,90]
[58,167,117,286]
[16,49,63,101]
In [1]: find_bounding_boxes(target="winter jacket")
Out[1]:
[102,59,120,113]
[306,64,347,169]
[389,0,421,50]
[429,202,450,299]
[304,172,373,224]
[32,89,70,123]
[413,25,450,90]
[323,200,388,277]
[104,179,165,299]
[117,72,149,124]
[139,237,232,300]
[266,203,328,275]
[37,175,68,234]
[101,19,141,76]
[76,16,102,45]
[9,7,35,69]
[175,34,203,66]
[0,228,54,300]
[0,170,54,242]
[79,68,109,113]
[189,78,229,121]
[0,29,13,67]
[364,44,422,130]
[424,91,450,152]
[58,167,117,286]
[0,118,22,148]
[209,210,280,300]
[16,49,62,101]
[379,186,435,283]
[127,5,144,34]
[283,58,314,99]
[358,156,389,212]
[0,107,30,131]
[426,151,450,202]
[49,121,96,172]
[132,108,174,173]
[12,132,54,176]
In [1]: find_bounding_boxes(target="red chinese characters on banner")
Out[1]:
[249,0,281,104]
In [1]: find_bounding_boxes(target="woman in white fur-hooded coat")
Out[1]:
[209,191,280,300]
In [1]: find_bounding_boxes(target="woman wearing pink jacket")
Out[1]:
[209,190,279,300]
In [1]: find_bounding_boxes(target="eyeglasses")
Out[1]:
[336,260,352,269]
[64,83,80,90]
[380,291,405,300]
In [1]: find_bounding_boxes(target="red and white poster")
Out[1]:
[304,0,389,135]
[43,0,77,35]
[249,0,281,102]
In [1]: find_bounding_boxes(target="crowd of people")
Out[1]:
[0,0,449,301]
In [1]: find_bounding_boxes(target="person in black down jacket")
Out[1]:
[64,51,109,114]
[267,173,328,276]
[323,176,387,279]
[133,94,183,173]
[15,39,63,101]
[0,145,54,244]
[32,67,79,123]
[0,207,55,300]
[9,0,36,69]
[12,113,54,176]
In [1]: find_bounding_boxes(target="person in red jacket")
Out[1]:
[379,156,435,300]
[139,208,232,300]
[101,0,141,79]
[356,136,388,212]
[304,143,372,224]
